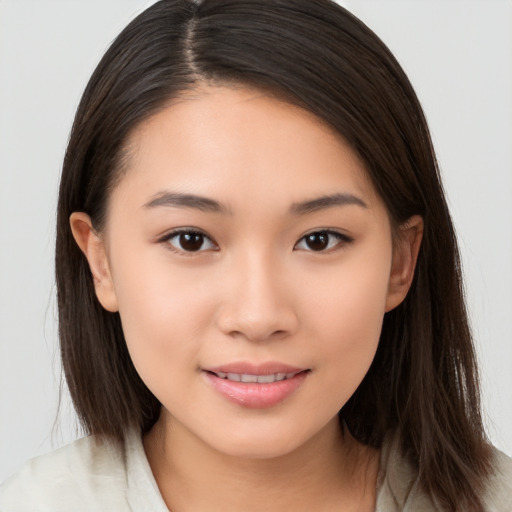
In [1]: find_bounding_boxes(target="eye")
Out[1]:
[161,229,217,253]
[294,230,352,252]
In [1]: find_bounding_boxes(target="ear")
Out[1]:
[385,215,424,312]
[69,212,119,312]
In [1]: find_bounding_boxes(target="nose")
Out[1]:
[215,252,299,342]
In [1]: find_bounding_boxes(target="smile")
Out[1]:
[211,371,301,383]
[203,364,310,408]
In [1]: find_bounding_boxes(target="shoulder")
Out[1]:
[377,435,512,512]
[483,446,512,511]
[0,435,129,512]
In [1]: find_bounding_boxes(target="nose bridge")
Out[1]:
[216,246,297,342]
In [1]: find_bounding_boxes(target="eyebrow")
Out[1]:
[143,191,368,215]
[289,193,368,215]
[143,192,232,214]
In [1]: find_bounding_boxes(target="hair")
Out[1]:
[55,1,492,510]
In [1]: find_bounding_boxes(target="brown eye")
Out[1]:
[304,233,329,251]
[164,230,217,253]
[179,232,204,251]
[295,230,352,252]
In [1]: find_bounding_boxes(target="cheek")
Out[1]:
[109,248,218,388]
[302,245,392,394]
[307,243,391,330]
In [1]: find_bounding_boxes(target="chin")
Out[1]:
[198,420,331,461]
[212,437,303,460]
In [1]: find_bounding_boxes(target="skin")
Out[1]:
[71,85,423,512]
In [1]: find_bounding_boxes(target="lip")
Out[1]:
[202,361,310,409]
[206,362,306,376]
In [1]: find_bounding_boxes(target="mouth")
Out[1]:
[202,364,310,408]
[205,370,304,384]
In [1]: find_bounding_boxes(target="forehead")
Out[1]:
[114,85,381,213]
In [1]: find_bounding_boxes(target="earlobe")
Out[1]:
[69,212,119,312]
[385,215,424,312]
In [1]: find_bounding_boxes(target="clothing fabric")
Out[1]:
[1,431,511,511]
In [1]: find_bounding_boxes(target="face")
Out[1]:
[72,85,421,459]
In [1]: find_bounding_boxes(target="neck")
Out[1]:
[144,412,379,512]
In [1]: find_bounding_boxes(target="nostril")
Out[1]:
[215,301,299,342]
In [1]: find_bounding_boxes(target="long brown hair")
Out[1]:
[55,1,491,510]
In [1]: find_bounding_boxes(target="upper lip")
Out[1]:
[204,362,308,376]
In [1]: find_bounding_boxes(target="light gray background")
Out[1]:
[1,0,511,482]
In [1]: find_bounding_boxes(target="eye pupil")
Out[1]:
[180,232,204,251]
[305,233,329,251]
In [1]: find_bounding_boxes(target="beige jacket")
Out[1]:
[376,434,512,511]
[1,430,511,511]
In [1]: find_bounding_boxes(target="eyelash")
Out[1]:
[158,228,353,255]
[294,230,353,252]
[158,229,218,256]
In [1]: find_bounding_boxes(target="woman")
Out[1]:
[1,0,510,510]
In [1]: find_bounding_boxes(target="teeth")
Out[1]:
[214,371,300,383]
[241,374,258,383]
[257,374,276,383]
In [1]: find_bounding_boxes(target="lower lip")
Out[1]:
[203,371,309,409]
